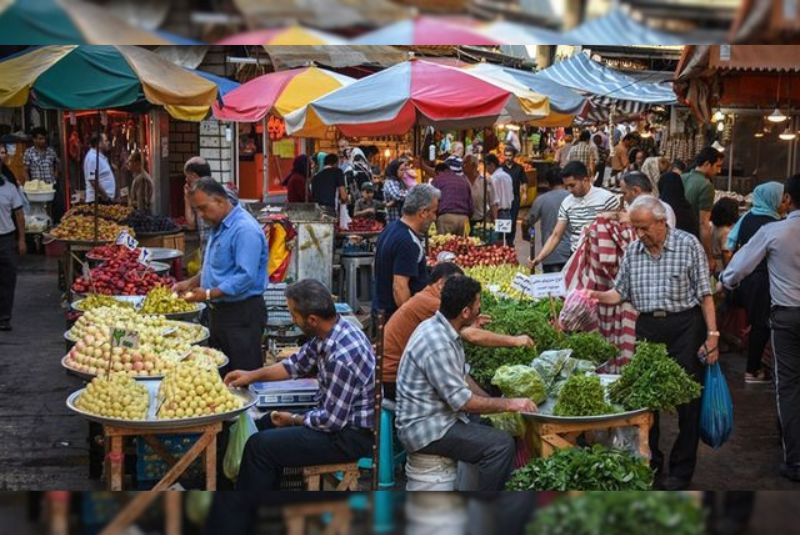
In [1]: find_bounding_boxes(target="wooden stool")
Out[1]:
[283,501,353,535]
[302,463,360,490]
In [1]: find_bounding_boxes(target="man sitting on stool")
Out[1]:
[396,275,537,491]
[225,279,375,491]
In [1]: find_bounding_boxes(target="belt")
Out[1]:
[640,307,699,319]
[773,305,800,311]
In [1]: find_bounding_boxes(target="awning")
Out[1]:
[564,9,704,45]
[232,0,409,30]
[352,16,501,45]
[533,51,677,115]
[709,45,800,72]
[0,0,170,44]
[285,58,550,137]
[217,25,348,45]
[477,20,567,45]
[262,45,409,70]
[730,0,800,43]
[0,45,219,121]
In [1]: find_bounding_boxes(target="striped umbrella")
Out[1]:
[353,16,502,45]
[0,0,171,44]
[216,25,348,45]
[0,46,220,121]
[285,57,550,137]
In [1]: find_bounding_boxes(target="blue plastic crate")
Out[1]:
[135,433,201,484]
[81,492,121,526]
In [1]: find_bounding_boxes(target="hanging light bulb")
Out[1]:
[712,110,725,122]
[779,126,797,141]
[717,121,725,132]
[768,107,788,123]
[754,131,764,138]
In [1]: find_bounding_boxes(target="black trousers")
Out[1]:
[542,263,565,274]
[507,199,520,246]
[770,306,800,466]
[0,233,19,321]
[636,307,706,481]
[208,295,266,373]
[237,416,373,491]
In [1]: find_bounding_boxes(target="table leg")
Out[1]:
[638,414,653,459]
[164,492,182,535]
[152,430,215,491]
[99,492,162,535]
[205,433,217,490]
[108,435,124,491]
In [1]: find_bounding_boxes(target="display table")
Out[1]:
[104,421,221,491]
[524,411,654,459]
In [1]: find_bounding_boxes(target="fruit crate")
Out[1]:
[265,283,292,326]
[80,492,123,531]
[135,433,201,487]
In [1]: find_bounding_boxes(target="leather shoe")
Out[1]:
[780,463,800,482]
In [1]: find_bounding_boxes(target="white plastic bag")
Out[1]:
[339,203,352,230]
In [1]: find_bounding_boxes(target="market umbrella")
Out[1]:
[476,20,567,44]
[212,66,355,122]
[0,0,172,44]
[285,57,550,137]
[216,25,349,45]
[0,45,220,121]
[190,69,240,98]
[563,8,690,45]
[352,16,503,45]
[458,62,589,126]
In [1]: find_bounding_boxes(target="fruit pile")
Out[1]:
[68,307,205,353]
[427,236,518,268]
[67,204,133,222]
[429,234,481,248]
[140,286,197,314]
[50,215,135,242]
[157,362,243,419]
[71,256,174,295]
[87,244,142,262]
[464,264,533,301]
[75,374,149,420]
[340,217,383,233]
[78,294,135,312]
[123,211,180,234]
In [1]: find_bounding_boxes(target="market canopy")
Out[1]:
[353,16,502,45]
[460,62,588,126]
[533,51,678,116]
[0,46,220,121]
[191,69,240,97]
[212,66,354,123]
[477,20,566,45]
[563,9,702,45]
[0,0,171,44]
[285,57,550,137]
[216,25,348,45]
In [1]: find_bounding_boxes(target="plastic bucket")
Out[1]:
[405,494,467,535]
[405,453,457,491]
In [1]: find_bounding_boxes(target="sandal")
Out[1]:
[745,370,771,384]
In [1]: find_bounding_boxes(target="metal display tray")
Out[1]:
[61,353,229,382]
[66,380,256,430]
[71,297,205,321]
[64,321,210,345]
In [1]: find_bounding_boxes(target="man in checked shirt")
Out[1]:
[225,279,375,491]
[589,195,719,491]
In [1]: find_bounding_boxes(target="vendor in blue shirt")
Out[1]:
[175,177,268,371]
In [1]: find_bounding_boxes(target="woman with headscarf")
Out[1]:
[640,156,669,197]
[726,181,786,383]
[283,154,310,203]
[345,147,374,204]
[659,172,699,238]
[382,158,409,223]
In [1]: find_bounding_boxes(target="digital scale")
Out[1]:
[250,379,320,409]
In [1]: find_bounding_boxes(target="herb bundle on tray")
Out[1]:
[563,332,618,366]
[552,374,615,417]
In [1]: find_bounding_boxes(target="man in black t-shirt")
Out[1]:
[372,184,440,319]
[311,153,347,210]
[503,146,528,246]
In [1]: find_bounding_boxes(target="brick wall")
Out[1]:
[199,119,232,183]
[168,120,199,177]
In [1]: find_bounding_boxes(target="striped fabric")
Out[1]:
[564,9,693,46]
[558,187,621,252]
[563,216,638,372]
[533,51,677,120]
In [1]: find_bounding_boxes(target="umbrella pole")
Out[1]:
[94,112,101,244]
[262,116,268,202]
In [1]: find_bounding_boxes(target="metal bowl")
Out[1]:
[70,297,205,321]
[66,380,256,430]
[61,352,229,381]
[65,320,209,345]
[147,247,183,262]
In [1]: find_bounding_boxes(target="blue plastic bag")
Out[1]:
[700,363,734,448]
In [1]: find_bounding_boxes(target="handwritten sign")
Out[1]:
[495,219,513,234]
[110,327,139,349]
[137,248,153,267]
[511,272,535,296]
[115,230,138,250]
[511,272,566,299]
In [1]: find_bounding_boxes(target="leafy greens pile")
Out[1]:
[492,364,547,404]
[553,374,615,417]
[486,412,525,437]
[609,341,702,411]
[506,445,653,491]
[563,332,618,366]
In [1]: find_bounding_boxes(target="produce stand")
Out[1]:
[522,409,654,459]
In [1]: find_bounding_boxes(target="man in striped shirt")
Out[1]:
[531,161,620,267]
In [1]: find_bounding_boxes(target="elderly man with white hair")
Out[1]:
[588,195,719,491]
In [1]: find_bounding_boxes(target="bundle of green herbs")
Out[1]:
[552,374,615,417]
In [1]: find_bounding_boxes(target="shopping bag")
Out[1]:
[223,411,258,481]
[700,363,734,449]
[339,203,352,230]
[186,491,213,526]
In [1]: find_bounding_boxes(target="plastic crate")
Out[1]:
[81,492,121,526]
[264,283,288,307]
[135,433,201,484]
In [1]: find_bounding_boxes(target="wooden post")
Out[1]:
[164,492,182,535]
[47,492,70,535]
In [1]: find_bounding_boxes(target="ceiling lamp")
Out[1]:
[712,110,725,122]
[768,107,788,123]
[717,121,725,132]
[779,126,797,141]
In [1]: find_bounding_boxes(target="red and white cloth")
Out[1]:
[563,216,638,372]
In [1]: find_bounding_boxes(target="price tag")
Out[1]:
[115,230,138,250]
[137,248,153,267]
[110,327,139,349]
[495,219,513,233]
[511,272,535,296]
[529,273,566,298]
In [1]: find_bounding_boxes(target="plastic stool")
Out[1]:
[356,401,404,489]
[341,255,374,312]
